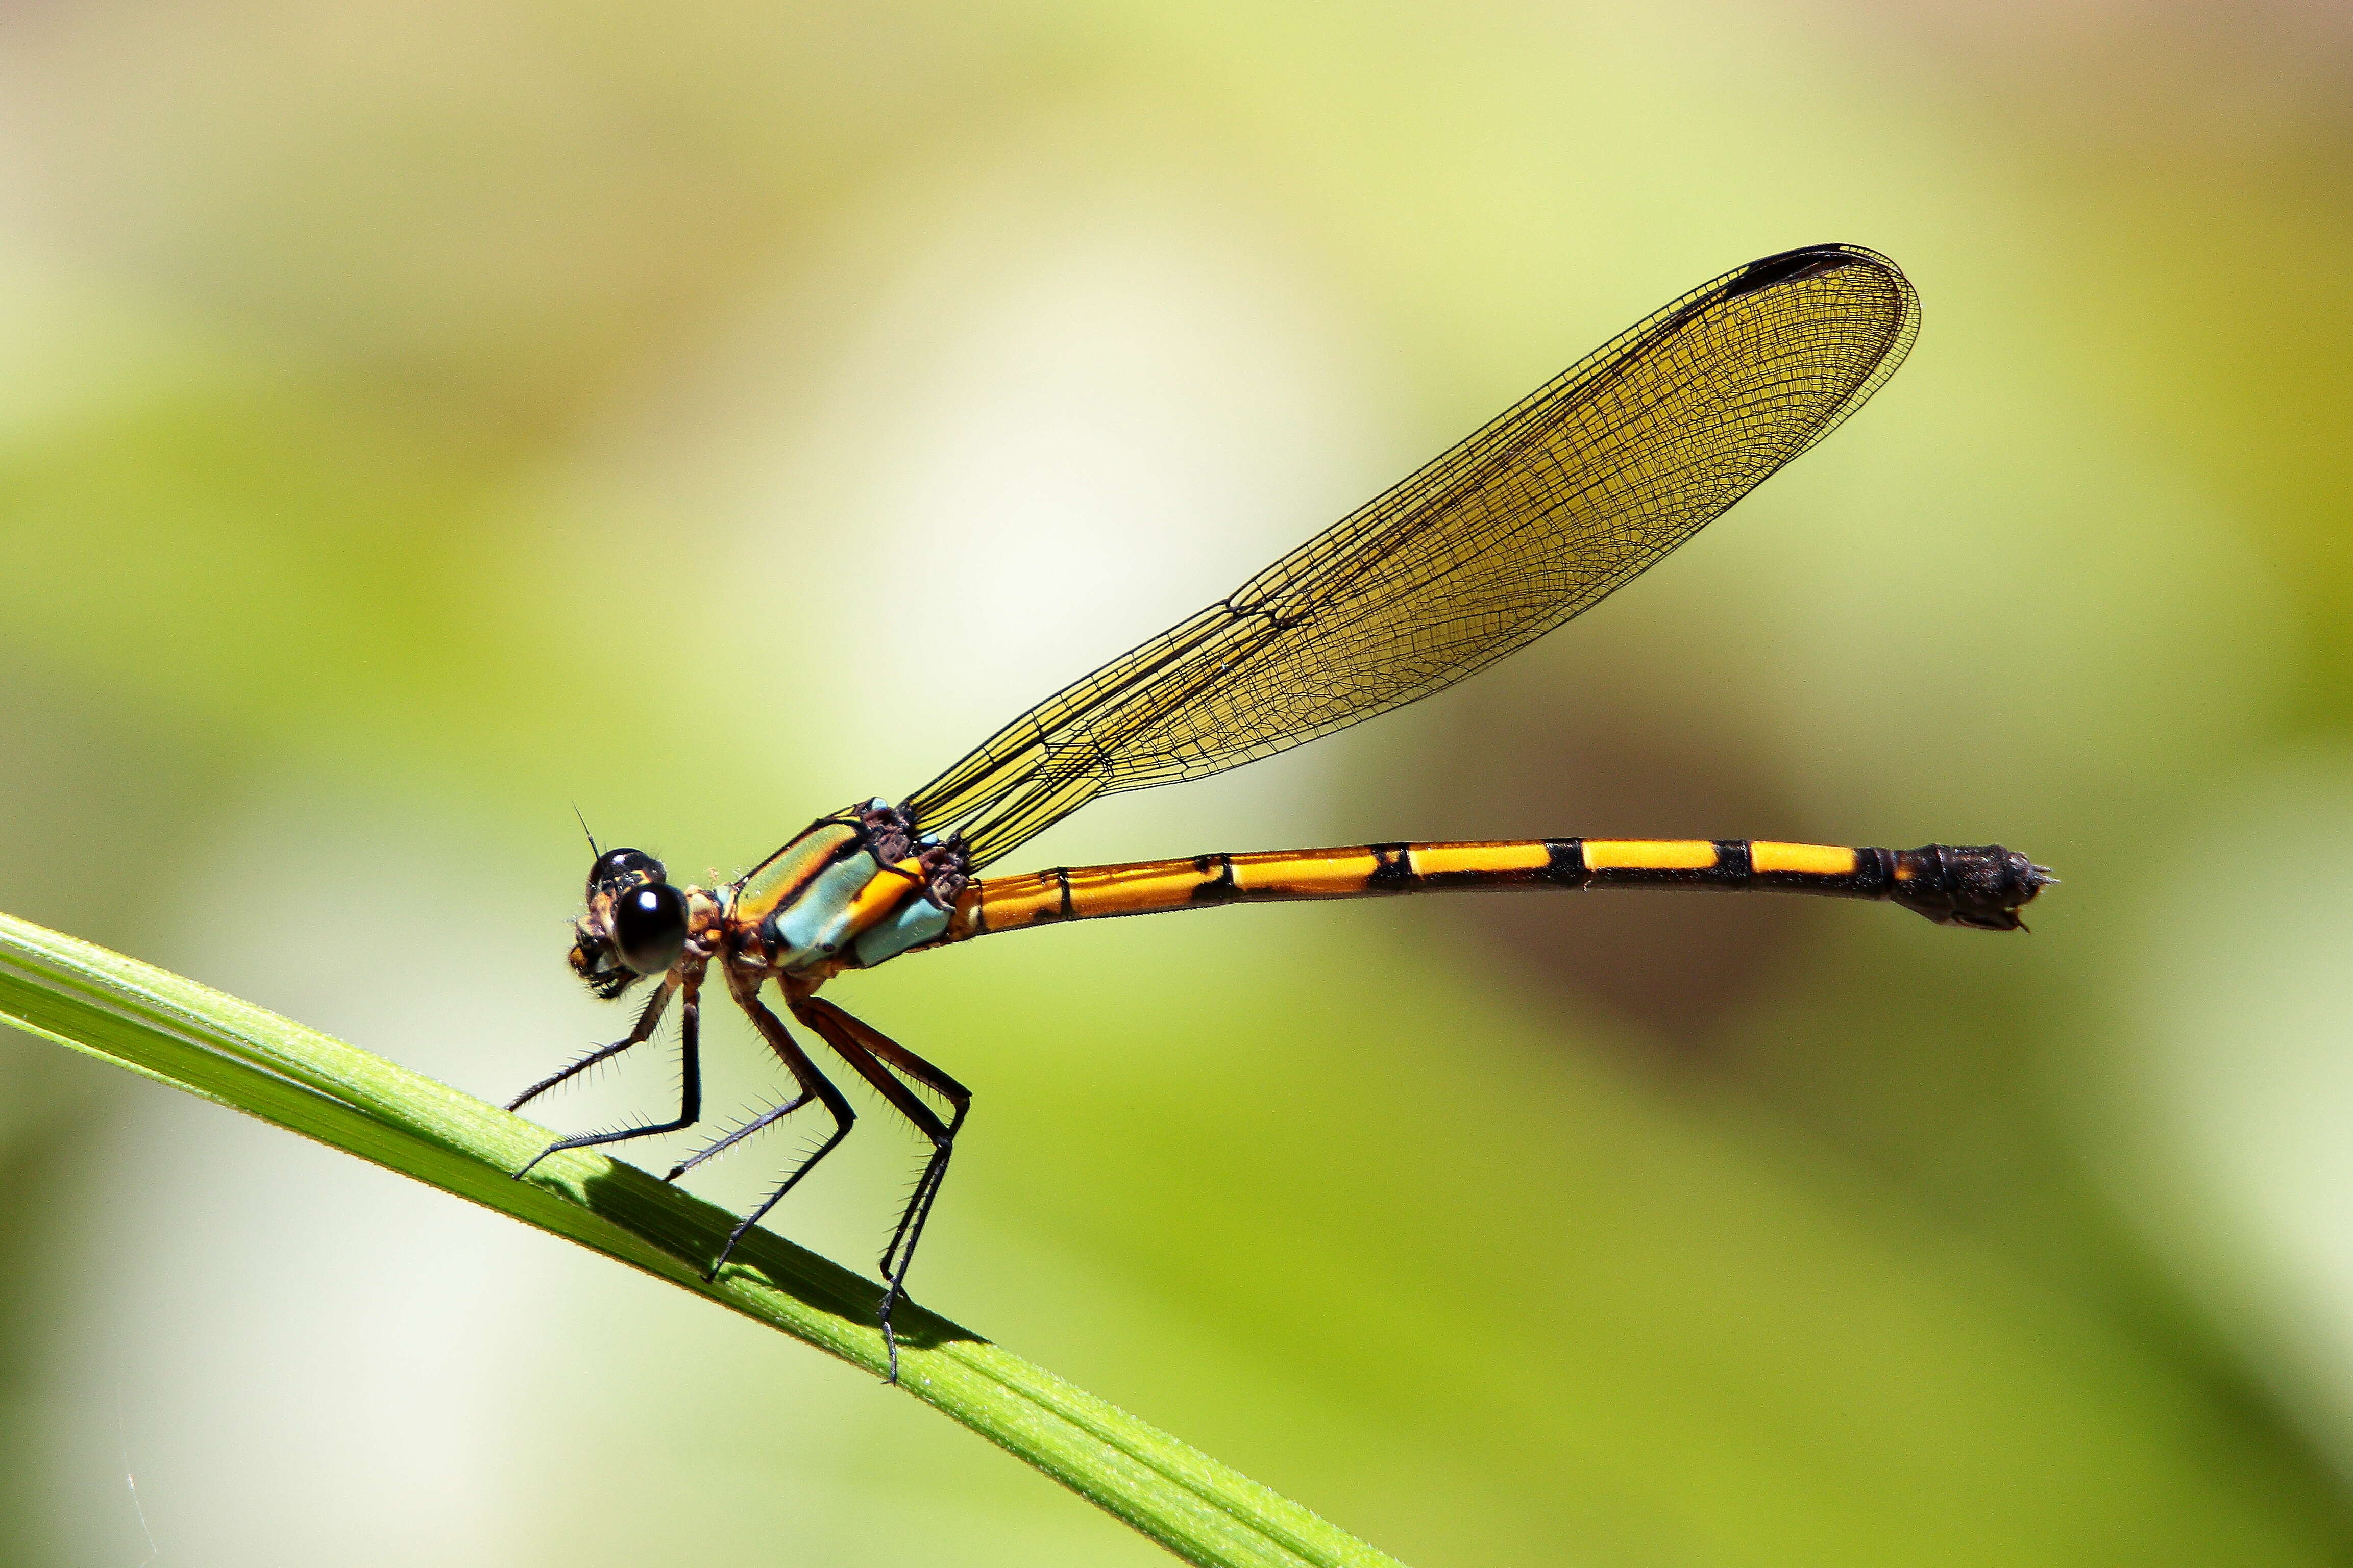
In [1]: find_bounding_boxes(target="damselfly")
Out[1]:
[512,243,2050,1379]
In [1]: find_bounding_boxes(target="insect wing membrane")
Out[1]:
[905,244,1919,867]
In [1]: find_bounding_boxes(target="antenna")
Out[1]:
[572,803,601,859]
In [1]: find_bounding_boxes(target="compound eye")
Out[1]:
[610,882,689,974]
[587,847,665,899]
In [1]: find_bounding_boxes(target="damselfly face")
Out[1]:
[569,847,689,999]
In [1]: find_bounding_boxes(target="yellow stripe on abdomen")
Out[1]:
[973,873,1064,932]
[1581,839,1720,871]
[1228,847,1383,895]
[1751,841,1858,877]
[1065,861,1221,917]
[1407,841,1554,877]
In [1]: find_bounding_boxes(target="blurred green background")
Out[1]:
[3,1,2351,1563]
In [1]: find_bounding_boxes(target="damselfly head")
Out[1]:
[570,848,686,997]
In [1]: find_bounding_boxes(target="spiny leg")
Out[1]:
[507,979,674,1114]
[663,1089,815,1183]
[824,1005,970,1287]
[793,996,969,1383]
[705,967,856,1282]
[514,973,703,1180]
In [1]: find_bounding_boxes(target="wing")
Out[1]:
[903,243,1919,868]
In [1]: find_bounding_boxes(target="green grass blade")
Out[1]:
[0,909,1405,1568]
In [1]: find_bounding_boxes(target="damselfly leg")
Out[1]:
[514,972,703,1179]
[507,978,674,1115]
[703,966,857,1282]
[665,1090,817,1183]
[792,996,970,1380]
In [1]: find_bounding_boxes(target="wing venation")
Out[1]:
[903,243,1919,867]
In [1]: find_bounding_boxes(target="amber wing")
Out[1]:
[903,243,1919,868]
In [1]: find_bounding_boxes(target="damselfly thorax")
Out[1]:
[510,243,2053,1382]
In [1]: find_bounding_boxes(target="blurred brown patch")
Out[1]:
[1406,688,1825,1060]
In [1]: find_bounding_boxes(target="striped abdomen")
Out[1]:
[945,839,2049,941]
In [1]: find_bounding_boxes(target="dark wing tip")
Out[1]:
[1721,243,1900,302]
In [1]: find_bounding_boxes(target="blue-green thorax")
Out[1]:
[732,806,954,974]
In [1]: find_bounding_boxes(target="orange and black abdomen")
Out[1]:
[949,838,2048,940]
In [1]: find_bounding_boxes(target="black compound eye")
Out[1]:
[611,882,689,974]
[587,847,665,899]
